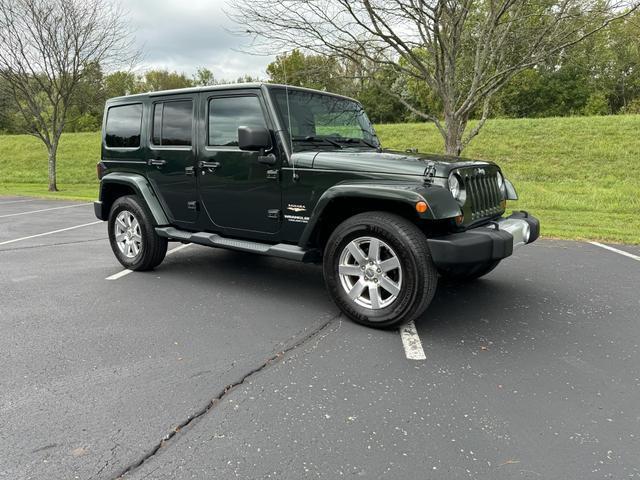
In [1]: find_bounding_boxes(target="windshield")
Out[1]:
[271,88,380,151]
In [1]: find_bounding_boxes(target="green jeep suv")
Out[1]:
[94,83,539,328]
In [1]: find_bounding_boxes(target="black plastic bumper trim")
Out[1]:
[94,201,106,221]
[428,228,514,268]
[427,212,540,268]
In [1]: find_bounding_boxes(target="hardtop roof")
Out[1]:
[105,83,360,104]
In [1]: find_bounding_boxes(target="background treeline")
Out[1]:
[1,9,638,134]
[0,66,259,134]
[267,9,640,123]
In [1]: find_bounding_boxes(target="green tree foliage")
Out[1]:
[233,0,640,154]
[267,49,344,92]
[192,68,216,86]
[142,69,193,92]
[266,51,405,123]
[263,13,640,124]
[0,77,14,132]
[104,71,140,98]
[350,67,406,123]
[65,62,107,132]
[494,9,640,118]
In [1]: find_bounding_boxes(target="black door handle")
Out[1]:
[148,159,167,166]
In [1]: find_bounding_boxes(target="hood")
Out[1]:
[303,149,496,177]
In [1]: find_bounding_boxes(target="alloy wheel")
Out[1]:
[338,236,403,310]
[114,210,142,258]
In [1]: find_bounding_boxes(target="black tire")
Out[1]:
[438,261,500,282]
[323,211,438,329]
[108,195,168,271]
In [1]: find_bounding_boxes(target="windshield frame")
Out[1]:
[267,85,381,154]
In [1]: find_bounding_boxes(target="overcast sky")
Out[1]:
[126,0,275,81]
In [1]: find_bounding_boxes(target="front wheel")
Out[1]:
[323,212,438,329]
[108,195,168,271]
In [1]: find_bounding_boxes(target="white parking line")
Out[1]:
[166,243,191,256]
[0,221,103,246]
[0,199,37,205]
[105,243,191,280]
[105,269,133,281]
[0,203,92,218]
[589,241,640,262]
[400,321,426,360]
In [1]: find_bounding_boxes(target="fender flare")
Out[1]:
[298,181,462,247]
[97,172,169,226]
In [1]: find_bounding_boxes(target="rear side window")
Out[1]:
[208,96,267,146]
[105,104,142,148]
[152,100,193,146]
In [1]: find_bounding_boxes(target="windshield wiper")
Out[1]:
[335,137,381,150]
[293,136,343,148]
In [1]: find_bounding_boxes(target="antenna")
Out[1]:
[282,57,297,181]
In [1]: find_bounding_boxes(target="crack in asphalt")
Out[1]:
[111,313,341,479]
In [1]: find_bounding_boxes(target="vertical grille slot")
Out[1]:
[462,168,503,220]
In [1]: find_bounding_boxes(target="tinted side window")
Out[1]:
[209,96,266,146]
[152,100,192,146]
[105,104,142,148]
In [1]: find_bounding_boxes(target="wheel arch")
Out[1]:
[299,183,462,250]
[98,172,169,226]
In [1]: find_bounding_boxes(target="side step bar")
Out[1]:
[155,227,320,263]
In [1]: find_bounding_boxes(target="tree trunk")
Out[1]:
[443,114,464,156]
[47,141,58,192]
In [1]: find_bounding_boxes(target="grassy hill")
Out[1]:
[1,115,639,244]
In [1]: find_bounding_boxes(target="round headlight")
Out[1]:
[448,173,461,200]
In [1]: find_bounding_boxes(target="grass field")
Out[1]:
[1,115,639,243]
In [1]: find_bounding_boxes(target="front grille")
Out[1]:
[461,169,503,220]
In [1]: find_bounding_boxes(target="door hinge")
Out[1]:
[185,166,195,176]
[187,201,198,211]
[267,209,281,220]
[266,169,279,180]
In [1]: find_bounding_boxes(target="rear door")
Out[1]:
[197,91,282,237]
[146,95,198,227]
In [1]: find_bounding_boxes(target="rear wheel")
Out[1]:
[323,212,438,329]
[108,195,167,271]
[438,261,500,282]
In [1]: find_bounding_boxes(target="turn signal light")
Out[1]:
[415,201,428,213]
[96,162,107,180]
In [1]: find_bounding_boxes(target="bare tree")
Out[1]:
[229,0,639,155]
[0,0,137,191]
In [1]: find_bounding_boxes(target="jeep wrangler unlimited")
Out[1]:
[94,83,539,328]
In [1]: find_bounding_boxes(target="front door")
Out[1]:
[146,95,198,227]
[197,92,281,236]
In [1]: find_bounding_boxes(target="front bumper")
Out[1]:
[427,211,540,268]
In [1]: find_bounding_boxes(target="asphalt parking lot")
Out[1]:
[1,196,639,480]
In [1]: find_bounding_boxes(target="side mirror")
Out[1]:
[238,126,271,151]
